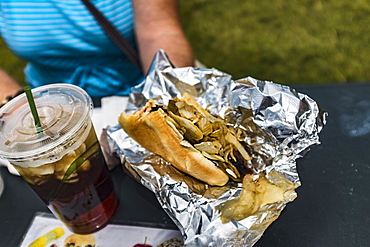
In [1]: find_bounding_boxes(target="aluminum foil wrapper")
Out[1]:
[104,50,326,246]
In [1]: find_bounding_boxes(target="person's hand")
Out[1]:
[0,68,24,107]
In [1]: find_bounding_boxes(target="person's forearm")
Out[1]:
[137,30,194,73]
[133,0,195,73]
[0,68,23,103]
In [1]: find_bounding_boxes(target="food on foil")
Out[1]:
[218,171,295,223]
[106,49,326,246]
[118,92,298,224]
[118,93,254,186]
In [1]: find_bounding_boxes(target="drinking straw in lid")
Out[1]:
[24,86,43,134]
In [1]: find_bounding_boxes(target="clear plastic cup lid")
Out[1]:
[0,84,92,161]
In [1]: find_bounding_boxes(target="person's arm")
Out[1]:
[132,0,195,73]
[0,68,23,104]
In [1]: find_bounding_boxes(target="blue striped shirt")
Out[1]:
[0,0,143,97]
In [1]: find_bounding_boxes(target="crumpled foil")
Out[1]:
[104,50,326,246]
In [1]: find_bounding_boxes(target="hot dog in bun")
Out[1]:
[118,93,252,186]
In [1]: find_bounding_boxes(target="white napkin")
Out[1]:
[20,213,182,247]
[92,96,128,138]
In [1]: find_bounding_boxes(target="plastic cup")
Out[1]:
[0,84,118,234]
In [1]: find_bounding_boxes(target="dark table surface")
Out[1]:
[1,83,369,247]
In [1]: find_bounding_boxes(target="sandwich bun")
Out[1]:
[118,100,229,186]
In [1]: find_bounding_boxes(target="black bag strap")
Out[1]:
[81,0,142,72]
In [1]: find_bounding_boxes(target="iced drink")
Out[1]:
[0,84,118,234]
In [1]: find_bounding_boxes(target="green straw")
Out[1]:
[24,86,43,134]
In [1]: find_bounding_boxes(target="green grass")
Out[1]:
[0,38,26,85]
[1,0,370,86]
[179,0,370,85]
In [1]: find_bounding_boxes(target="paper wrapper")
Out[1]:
[103,50,327,246]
